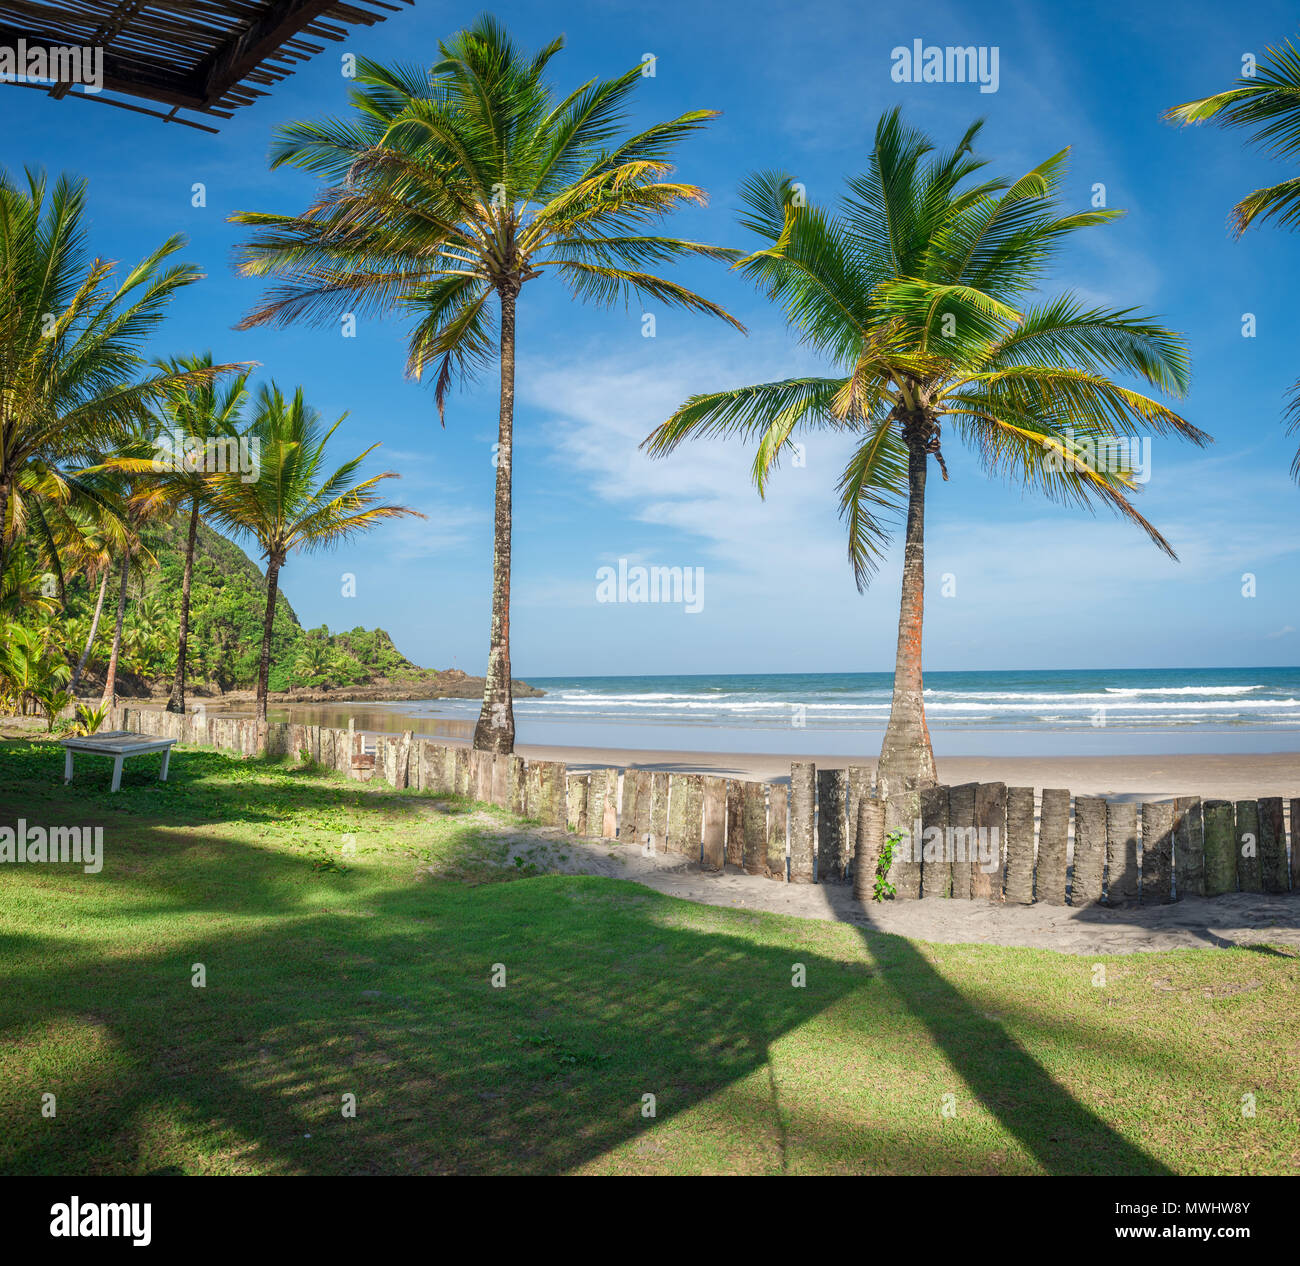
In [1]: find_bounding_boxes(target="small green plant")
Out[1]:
[74,701,110,736]
[34,687,72,732]
[874,829,904,902]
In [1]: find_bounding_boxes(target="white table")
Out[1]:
[61,730,176,792]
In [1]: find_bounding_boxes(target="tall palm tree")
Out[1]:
[1167,39,1300,480]
[204,384,418,721]
[229,16,742,753]
[103,355,252,712]
[645,110,1208,796]
[0,169,223,576]
[98,465,161,709]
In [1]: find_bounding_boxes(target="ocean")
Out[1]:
[331,667,1300,758]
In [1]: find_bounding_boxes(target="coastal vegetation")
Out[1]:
[230,15,742,753]
[1167,38,1300,480]
[645,109,1209,795]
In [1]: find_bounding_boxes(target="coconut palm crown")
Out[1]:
[229,14,743,752]
[1167,38,1300,480]
[203,383,419,720]
[644,109,1209,795]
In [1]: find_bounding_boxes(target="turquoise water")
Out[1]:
[353,667,1300,757]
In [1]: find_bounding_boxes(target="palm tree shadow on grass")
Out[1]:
[0,739,1176,1175]
[844,904,1173,1175]
[0,826,885,1175]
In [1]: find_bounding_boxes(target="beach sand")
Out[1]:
[519,742,1299,801]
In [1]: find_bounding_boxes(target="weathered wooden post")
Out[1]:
[473,749,494,802]
[789,762,816,884]
[600,769,621,837]
[1141,801,1174,905]
[566,774,590,834]
[667,774,703,859]
[852,796,884,904]
[1106,801,1140,905]
[846,766,872,879]
[1201,800,1236,896]
[725,781,744,867]
[632,770,652,846]
[398,732,414,789]
[535,761,567,827]
[491,753,511,809]
[1071,797,1107,906]
[1291,799,1300,892]
[1234,799,1263,893]
[742,781,767,876]
[1037,788,1070,905]
[1173,797,1204,898]
[621,772,641,840]
[947,782,977,900]
[1004,786,1036,905]
[971,782,1006,900]
[587,771,607,837]
[649,772,669,852]
[816,768,848,882]
[919,785,950,899]
[1258,798,1287,894]
[421,742,444,791]
[701,776,726,870]
[508,756,527,816]
[767,783,789,881]
[886,789,921,899]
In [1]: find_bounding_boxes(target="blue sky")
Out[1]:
[4,0,1299,677]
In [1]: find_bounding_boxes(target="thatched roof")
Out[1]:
[0,0,413,132]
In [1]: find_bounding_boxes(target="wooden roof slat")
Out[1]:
[0,0,412,127]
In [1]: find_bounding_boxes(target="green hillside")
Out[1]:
[52,513,534,700]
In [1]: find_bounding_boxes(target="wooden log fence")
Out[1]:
[104,707,1299,906]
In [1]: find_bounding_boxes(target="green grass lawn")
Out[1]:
[1,737,1296,1175]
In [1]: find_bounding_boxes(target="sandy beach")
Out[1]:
[521,742,1299,801]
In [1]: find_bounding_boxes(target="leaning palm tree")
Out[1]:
[1167,39,1300,480]
[204,384,418,721]
[230,16,742,753]
[0,168,225,576]
[102,356,252,712]
[645,110,1208,796]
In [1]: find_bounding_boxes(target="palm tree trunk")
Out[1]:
[166,498,199,713]
[69,568,110,695]
[0,474,11,580]
[877,421,938,798]
[473,284,518,754]
[256,556,281,723]
[101,548,132,707]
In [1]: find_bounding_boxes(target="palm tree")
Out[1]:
[99,520,158,709]
[0,169,223,576]
[103,355,252,711]
[0,622,69,717]
[1167,39,1300,480]
[229,16,742,753]
[645,110,1208,796]
[204,384,418,721]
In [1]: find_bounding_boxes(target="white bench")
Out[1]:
[61,730,176,793]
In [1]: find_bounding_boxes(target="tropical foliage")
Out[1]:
[645,109,1208,793]
[1167,38,1300,481]
[202,384,417,719]
[230,15,740,752]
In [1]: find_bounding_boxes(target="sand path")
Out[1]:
[494,826,1300,956]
